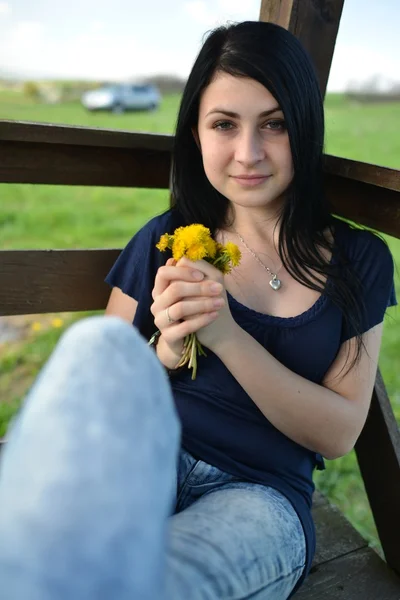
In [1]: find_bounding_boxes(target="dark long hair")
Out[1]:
[171,20,366,377]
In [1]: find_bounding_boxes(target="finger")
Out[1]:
[152,264,205,300]
[153,296,225,329]
[176,257,224,282]
[151,279,224,319]
[161,311,219,345]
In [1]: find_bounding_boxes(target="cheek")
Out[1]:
[202,143,229,179]
[277,142,293,177]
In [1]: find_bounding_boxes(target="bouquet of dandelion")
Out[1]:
[156,224,241,379]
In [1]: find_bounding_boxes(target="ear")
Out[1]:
[191,126,201,152]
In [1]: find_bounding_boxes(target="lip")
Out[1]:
[231,175,271,187]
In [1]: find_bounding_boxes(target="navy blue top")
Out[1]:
[105,208,397,593]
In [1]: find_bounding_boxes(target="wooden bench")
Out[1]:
[1,1,400,597]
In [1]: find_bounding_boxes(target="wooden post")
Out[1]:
[259,0,345,97]
[355,370,400,575]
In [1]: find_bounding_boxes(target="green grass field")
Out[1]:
[1,88,399,554]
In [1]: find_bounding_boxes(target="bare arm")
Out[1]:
[178,257,385,461]
[105,287,138,323]
[213,322,383,460]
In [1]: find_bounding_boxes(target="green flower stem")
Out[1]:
[174,332,208,380]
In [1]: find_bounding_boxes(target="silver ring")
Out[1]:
[166,307,175,324]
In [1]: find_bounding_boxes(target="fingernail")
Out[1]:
[210,283,222,292]
[192,270,204,280]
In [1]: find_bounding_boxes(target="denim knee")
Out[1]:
[12,316,180,445]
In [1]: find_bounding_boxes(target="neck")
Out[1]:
[226,205,282,248]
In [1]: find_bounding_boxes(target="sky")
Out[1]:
[0,0,399,92]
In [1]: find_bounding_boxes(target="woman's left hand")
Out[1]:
[176,257,238,352]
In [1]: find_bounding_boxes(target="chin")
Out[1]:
[227,192,285,211]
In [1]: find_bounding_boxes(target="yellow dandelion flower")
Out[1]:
[51,318,64,328]
[186,243,208,262]
[156,234,170,252]
[220,262,232,274]
[176,224,211,247]
[205,237,217,259]
[31,322,42,332]
[224,242,241,267]
[172,237,186,261]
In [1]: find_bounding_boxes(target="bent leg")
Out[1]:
[166,481,306,600]
[0,316,180,600]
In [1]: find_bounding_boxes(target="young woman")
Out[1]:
[0,21,396,600]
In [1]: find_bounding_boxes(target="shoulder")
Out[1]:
[134,208,185,241]
[333,219,396,313]
[333,219,394,273]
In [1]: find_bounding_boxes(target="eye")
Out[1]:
[264,120,286,131]
[213,120,235,131]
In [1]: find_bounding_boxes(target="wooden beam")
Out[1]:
[259,0,295,28]
[259,0,345,96]
[296,547,400,599]
[327,174,400,239]
[0,249,120,316]
[0,120,174,151]
[355,370,400,576]
[0,121,172,188]
[324,155,400,192]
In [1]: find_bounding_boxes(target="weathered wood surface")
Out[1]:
[0,120,173,150]
[298,547,400,599]
[297,491,400,598]
[325,174,400,239]
[312,495,367,566]
[355,370,400,575]
[324,155,400,192]
[259,0,345,96]
[0,121,172,188]
[0,249,120,316]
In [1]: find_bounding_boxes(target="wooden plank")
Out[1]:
[312,500,367,567]
[325,155,400,193]
[0,121,172,188]
[296,547,400,599]
[259,0,345,96]
[0,120,174,151]
[327,173,400,239]
[355,369,400,575]
[259,0,295,28]
[0,249,120,316]
[0,139,171,188]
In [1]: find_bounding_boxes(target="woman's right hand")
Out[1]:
[150,258,225,369]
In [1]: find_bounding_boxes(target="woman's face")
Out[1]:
[196,72,294,214]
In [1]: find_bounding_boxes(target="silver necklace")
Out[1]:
[234,230,283,291]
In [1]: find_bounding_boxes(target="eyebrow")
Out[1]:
[205,106,282,118]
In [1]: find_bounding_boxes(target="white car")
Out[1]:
[81,84,161,113]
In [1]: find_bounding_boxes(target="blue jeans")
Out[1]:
[0,316,306,599]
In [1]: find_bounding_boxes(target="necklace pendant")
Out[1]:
[270,275,281,291]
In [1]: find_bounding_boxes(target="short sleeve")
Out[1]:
[340,230,397,343]
[105,209,183,339]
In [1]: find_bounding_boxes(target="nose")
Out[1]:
[234,129,265,167]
